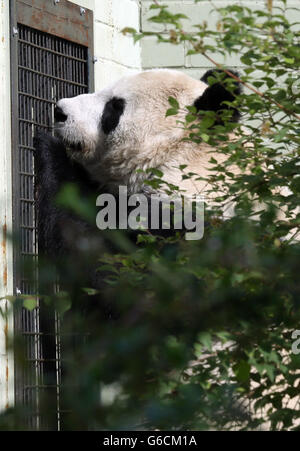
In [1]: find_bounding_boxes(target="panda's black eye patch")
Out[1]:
[101,97,125,135]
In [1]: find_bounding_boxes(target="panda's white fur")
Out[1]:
[55,69,237,199]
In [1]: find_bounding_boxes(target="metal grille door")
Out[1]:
[17,25,89,292]
[10,0,94,430]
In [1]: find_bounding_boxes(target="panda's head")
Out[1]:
[55,69,241,193]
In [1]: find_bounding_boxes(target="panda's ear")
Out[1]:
[101,97,125,134]
[194,69,242,122]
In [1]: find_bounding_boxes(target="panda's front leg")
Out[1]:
[33,132,105,290]
[33,132,80,257]
[34,132,104,289]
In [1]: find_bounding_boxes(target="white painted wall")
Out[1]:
[70,0,142,90]
[0,0,14,412]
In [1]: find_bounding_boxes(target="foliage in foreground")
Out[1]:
[1,0,300,430]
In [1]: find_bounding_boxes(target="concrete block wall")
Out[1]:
[140,0,246,80]
[71,0,142,90]
[140,0,300,80]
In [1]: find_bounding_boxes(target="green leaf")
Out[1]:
[234,360,251,384]
[168,96,180,109]
[23,298,37,311]
[201,133,210,142]
[185,113,196,123]
[283,57,294,64]
[198,332,212,351]
[82,288,99,296]
[166,108,178,117]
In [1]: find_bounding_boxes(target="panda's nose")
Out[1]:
[54,105,68,123]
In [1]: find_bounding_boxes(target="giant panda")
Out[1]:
[53,68,241,198]
[34,68,241,318]
[35,68,241,256]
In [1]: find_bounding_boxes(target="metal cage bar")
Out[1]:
[10,0,94,430]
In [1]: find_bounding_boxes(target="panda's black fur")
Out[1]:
[34,133,98,257]
[194,69,242,123]
[34,133,111,320]
[101,97,126,134]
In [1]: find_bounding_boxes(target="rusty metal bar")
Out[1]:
[18,65,88,88]
[18,39,88,63]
